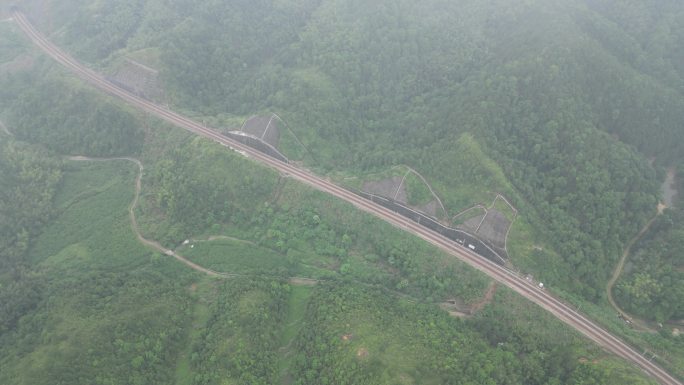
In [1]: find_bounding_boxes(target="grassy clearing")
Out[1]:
[280,286,313,345]
[279,121,317,164]
[273,178,490,302]
[185,278,288,384]
[174,279,213,385]
[277,285,313,383]
[405,171,433,206]
[177,235,343,281]
[293,285,447,384]
[492,195,517,222]
[452,206,486,226]
[1,159,195,385]
[31,160,145,269]
[421,133,514,212]
[178,238,292,276]
[336,165,407,191]
[506,217,554,270]
[53,161,125,208]
[340,253,394,283]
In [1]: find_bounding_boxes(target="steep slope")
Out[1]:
[11,0,682,302]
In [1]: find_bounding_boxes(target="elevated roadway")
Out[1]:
[11,9,681,385]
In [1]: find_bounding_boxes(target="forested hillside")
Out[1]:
[17,0,682,302]
[4,75,144,156]
[615,204,684,323]
[0,139,61,335]
[1,0,683,383]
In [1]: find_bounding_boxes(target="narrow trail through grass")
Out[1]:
[392,164,448,218]
[66,157,498,317]
[605,210,661,333]
[68,156,233,278]
[277,285,313,384]
[68,156,325,287]
[0,119,12,136]
[174,279,212,385]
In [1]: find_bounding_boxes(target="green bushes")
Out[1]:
[9,78,143,157]
[615,208,684,322]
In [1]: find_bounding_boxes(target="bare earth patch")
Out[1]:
[454,195,516,255]
[476,209,510,249]
[417,200,439,217]
[578,357,601,364]
[441,281,497,318]
[362,176,406,202]
[240,115,281,148]
[658,202,667,214]
[288,277,318,286]
[460,214,485,232]
[470,282,497,313]
[107,59,164,101]
[362,171,445,218]
[438,302,470,318]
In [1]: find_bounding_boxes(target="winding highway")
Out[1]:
[11,9,681,385]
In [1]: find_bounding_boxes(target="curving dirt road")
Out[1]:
[15,11,681,385]
[68,156,231,278]
[606,212,661,332]
[70,156,321,286]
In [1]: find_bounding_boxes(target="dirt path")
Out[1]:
[441,281,497,318]
[68,156,326,285]
[199,235,257,245]
[402,165,448,218]
[384,165,448,218]
[287,277,319,286]
[493,194,518,254]
[68,156,231,278]
[470,281,497,313]
[606,213,660,332]
[0,119,12,136]
[606,168,678,332]
[273,113,318,164]
[21,10,676,380]
[393,170,410,200]
[663,168,678,208]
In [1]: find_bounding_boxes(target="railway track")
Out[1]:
[11,9,681,385]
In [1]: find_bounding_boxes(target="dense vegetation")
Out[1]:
[141,137,491,302]
[1,0,683,383]
[143,137,278,243]
[0,139,61,333]
[0,150,657,384]
[615,205,684,323]
[188,278,289,385]
[21,0,682,303]
[0,160,196,385]
[6,75,144,156]
[0,139,61,271]
[290,282,653,385]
